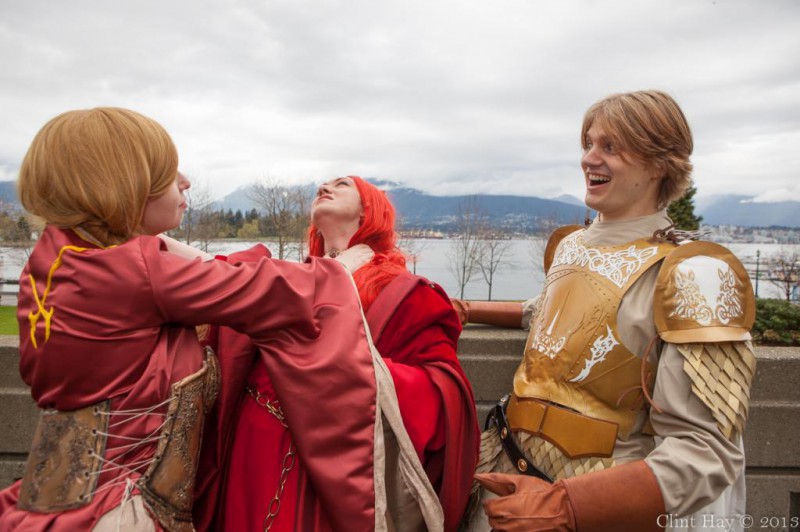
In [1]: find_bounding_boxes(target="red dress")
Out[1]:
[0,226,375,531]
[197,270,479,532]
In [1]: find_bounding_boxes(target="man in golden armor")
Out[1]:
[456,90,756,532]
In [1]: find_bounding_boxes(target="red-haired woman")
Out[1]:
[197,176,479,532]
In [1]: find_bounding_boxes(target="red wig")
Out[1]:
[308,176,407,311]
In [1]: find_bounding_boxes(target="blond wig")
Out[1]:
[581,90,694,209]
[18,107,178,245]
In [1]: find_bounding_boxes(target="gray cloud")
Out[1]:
[1,0,798,202]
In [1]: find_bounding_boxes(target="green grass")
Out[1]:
[0,307,18,336]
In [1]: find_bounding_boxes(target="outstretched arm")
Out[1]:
[450,299,526,329]
[157,234,214,261]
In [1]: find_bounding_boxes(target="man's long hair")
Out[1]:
[307,176,407,311]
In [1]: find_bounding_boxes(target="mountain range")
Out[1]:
[357,180,587,232]
[217,179,800,230]
[695,194,800,228]
[2,179,799,229]
[217,179,586,232]
[0,181,16,204]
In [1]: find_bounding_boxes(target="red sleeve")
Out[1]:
[375,283,463,462]
[143,238,346,343]
[223,243,272,263]
[383,357,445,459]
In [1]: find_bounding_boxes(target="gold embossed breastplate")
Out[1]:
[513,228,675,440]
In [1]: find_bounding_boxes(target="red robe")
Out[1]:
[0,226,377,531]
[195,266,479,531]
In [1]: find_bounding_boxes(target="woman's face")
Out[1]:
[140,172,190,235]
[311,177,363,226]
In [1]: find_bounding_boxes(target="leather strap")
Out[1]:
[488,395,553,483]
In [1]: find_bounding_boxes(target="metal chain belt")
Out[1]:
[246,386,288,428]
[261,442,296,531]
[245,386,296,531]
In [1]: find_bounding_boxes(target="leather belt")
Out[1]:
[488,395,552,483]
[506,394,618,459]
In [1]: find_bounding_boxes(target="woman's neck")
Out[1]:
[317,220,359,256]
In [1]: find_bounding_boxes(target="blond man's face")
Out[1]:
[581,125,661,222]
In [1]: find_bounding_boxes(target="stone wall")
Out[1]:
[1,331,799,525]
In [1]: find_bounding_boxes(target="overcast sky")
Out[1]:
[1,0,798,203]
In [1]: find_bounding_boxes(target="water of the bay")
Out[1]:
[2,239,795,301]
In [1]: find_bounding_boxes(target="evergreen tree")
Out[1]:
[667,186,703,231]
[220,208,237,238]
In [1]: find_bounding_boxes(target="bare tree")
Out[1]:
[767,249,800,302]
[180,178,222,253]
[0,209,24,243]
[248,179,311,260]
[398,232,428,275]
[477,232,512,300]
[448,197,486,299]
[526,235,548,284]
[0,200,39,260]
[291,187,313,261]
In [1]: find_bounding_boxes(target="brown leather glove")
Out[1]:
[449,299,523,328]
[475,473,574,531]
[476,460,665,532]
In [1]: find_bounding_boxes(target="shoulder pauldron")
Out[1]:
[654,241,755,343]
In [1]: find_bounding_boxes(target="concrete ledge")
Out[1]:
[0,339,24,388]
[0,458,26,488]
[0,390,40,454]
[747,346,800,403]
[747,402,800,468]
[460,355,519,402]
[746,473,800,526]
